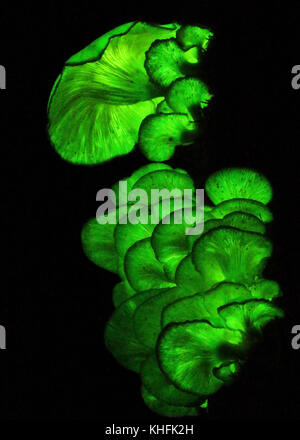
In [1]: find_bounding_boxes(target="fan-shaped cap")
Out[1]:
[158,321,244,395]
[218,299,284,333]
[48,22,180,164]
[205,168,273,205]
[145,38,200,88]
[166,77,213,119]
[176,25,214,51]
[141,353,201,408]
[138,113,199,161]
[192,227,273,290]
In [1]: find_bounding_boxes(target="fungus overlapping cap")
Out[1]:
[81,165,283,416]
[48,22,213,164]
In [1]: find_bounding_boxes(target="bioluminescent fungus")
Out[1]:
[47,22,213,164]
[205,168,273,205]
[48,20,282,417]
[81,164,283,417]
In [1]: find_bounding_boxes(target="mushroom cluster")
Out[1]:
[81,164,283,416]
[47,22,213,164]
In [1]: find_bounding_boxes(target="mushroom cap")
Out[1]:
[48,22,180,164]
[138,113,199,161]
[81,164,282,415]
[205,168,273,205]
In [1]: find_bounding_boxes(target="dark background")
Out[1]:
[2,0,300,421]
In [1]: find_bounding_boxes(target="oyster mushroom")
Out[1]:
[48,22,213,164]
[81,164,283,416]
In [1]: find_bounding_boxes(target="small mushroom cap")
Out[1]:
[218,299,284,334]
[158,321,243,395]
[205,168,273,205]
[176,25,214,51]
[192,227,273,290]
[248,279,282,301]
[167,77,213,119]
[141,353,201,408]
[138,113,199,161]
[145,38,200,88]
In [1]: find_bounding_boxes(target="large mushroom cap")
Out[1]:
[48,22,180,164]
[48,22,214,164]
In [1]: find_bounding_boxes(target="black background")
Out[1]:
[2,0,300,422]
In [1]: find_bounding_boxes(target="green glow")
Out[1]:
[124,238,175,292]
[48,22,213,164]
[133,287,192,348]
[211,199,273,223]
[139,113,198,161]
[158,321,243,395]
[176,25,214,50]
[81,160,282,416]
[66,22,136,65]
[48,22,177,164]
[249,279,282,301]
[115,221,155,278]
[141,386,198,417]
[206,168,273,205]
[131,168,195,197]
[162,283,252,329]
[112,281,136,307]
[145,38,200,88]
[166,77,213,117]
[213,362,240,384]
[218,300,284,333]
[156,99,173,114]
[186,212,266,251]
[192,227,273,290]
[104,289,156,372]
[162,293,210,328]
[112,162,172,206]
[151,211,192,280]
[81,214,118,273]
[204,283,252,321]
[200,399,208,409]
[50,18,281,416]
[220,212,266,234]
[141,353,201,407]
[175,255,204,293]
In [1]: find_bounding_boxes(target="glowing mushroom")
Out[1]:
[80,164,283,416]
[48,22,213,164]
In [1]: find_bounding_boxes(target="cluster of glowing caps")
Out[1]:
[81,165,283,416]
[47,22,213,164]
